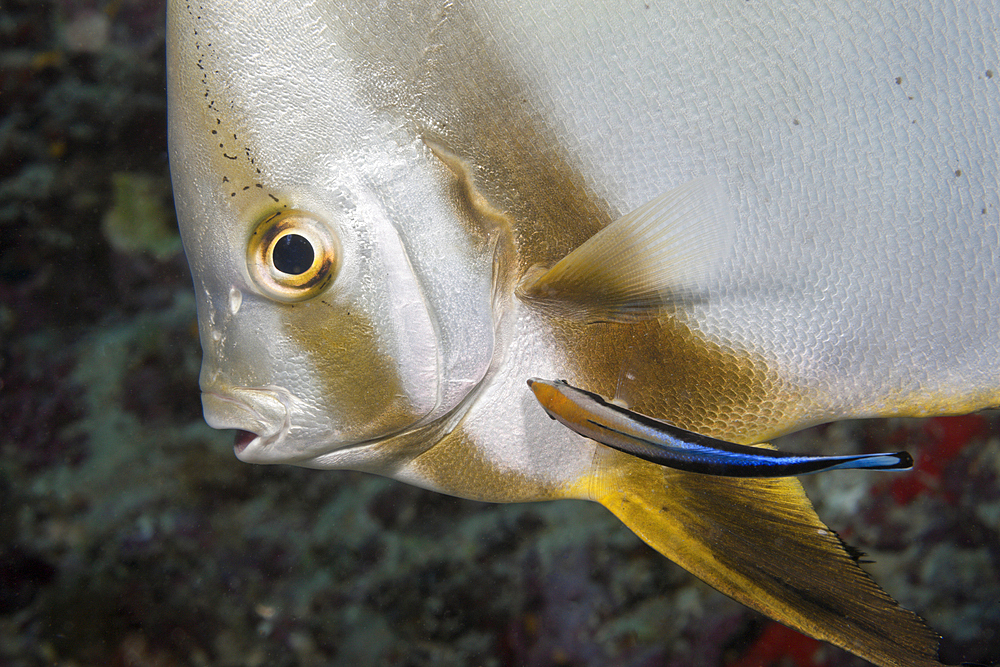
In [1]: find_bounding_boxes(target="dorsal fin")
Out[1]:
[516,176,736,322]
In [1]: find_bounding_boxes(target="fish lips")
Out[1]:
[201,388,290,462]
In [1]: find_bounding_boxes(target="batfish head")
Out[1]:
[166,1,499,468]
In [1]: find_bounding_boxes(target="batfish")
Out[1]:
[166,1,999,664]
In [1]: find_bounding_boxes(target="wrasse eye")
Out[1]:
[247,210,340,302]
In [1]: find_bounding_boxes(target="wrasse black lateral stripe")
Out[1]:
[528,378,913,477]
[583,418,913,477]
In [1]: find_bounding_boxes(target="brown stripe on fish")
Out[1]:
[555,316,821,445]
[338,0,615,274]
[280,299,417,444]
[406,425,571,503]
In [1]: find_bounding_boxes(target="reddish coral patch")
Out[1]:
[888,415,986,505]
[728,622,826,667]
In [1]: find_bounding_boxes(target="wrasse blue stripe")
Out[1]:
[587,419,912,477]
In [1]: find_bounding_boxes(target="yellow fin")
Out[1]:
[585,449,944,667]
[516,176,735,322]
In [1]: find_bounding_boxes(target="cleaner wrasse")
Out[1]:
[527,378,914,477]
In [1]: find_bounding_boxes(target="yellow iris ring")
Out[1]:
[246,209,340,302]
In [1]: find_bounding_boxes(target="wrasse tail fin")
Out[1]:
[587,450,946,667]
[516,176,735,322]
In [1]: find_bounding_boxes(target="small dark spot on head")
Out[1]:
[955,169,962,177]
[895,76,903,85]
[256,183,263,188]
[987,69,994,79]
[792,118,800,125]
[222,176,229,183]
[231,192,236,197]
[983,208,988,215]
[243,186,250,191]
[269,194,279,202]
[211,129,217,134]
[219,143,224,148]
[907,95,914,100]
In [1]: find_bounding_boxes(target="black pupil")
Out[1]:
[273,234,315,275]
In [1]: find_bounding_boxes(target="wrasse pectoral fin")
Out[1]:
[527,378,913,477]
[516,176,736,322]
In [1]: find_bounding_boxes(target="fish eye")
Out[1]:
[272,234,314,275]
[246,210,340,302]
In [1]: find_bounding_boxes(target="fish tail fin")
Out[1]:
[586,448,945,667]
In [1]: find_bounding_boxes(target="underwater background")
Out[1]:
[2,1,999,665]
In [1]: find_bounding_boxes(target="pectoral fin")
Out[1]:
[516,176,735,322]
[587,450,945,667]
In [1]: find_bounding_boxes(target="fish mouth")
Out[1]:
[201,385,440,465]
[234,430,257,453]
[201,387,291,461]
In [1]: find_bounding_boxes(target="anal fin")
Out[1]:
[586,448,946,667]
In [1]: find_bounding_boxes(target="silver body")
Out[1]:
[169,1,999,478]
